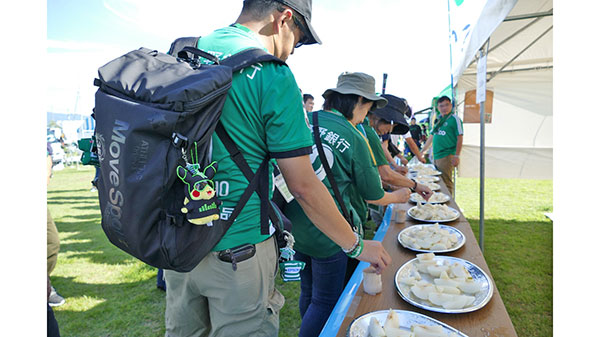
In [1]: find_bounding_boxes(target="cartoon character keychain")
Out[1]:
[176,142,221,226]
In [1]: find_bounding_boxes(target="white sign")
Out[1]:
[476,53,487,103]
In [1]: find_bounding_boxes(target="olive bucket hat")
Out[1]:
[322,72,388,109]
[372,94,410,134]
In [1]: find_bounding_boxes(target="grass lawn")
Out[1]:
[48,166,551,336]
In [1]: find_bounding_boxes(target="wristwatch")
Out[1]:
[410,179,418,192]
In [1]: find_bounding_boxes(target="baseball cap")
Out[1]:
[274,0,322,45]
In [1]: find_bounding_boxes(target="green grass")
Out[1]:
[49,167,552,336]
[456,177,553,336]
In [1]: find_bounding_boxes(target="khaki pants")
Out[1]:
[164,236,284,337]
[435,155,455,197]
[47,208,60,275]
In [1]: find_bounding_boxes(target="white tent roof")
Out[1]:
[455,0,553,179]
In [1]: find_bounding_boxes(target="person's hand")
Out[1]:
[357,240,392,274]
[418,155,426,163]
[414,183,433,201]
[392,187,410,203]
[451,155,460,167]
[399,156,408,165]
[394,165,408,175]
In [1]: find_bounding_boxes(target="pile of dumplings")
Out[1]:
[410,192,449,204]
[397,253,483,310]
[367,309,459,337]
[409,163,441,176]
[410,203,457,221]
[415,176,439,184]
[400,224,459,251]
[422,182,440,191]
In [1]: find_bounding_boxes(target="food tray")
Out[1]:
[397,224,465,254]
[346,309,467,337]
[395,256,494,314]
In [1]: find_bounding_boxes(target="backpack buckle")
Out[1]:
[172,133,189,149]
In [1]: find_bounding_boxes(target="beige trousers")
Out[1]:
[164,236,284,337]
[435,155,455,197]
[47,208,60,275]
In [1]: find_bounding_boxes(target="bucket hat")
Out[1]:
[372,94,410,134]
[322,72,388,109]
[275,0,322,45]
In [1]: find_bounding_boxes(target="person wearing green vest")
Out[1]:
[362,94,434,226]
[163,2,391,337]
[284,72,410,336]
[422,95,464,196]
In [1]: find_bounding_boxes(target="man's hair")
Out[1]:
[411,117,416,121]
[323,92,373,120]
[303,94,314,103]
[437,96,452,105]
[241,0,286,20]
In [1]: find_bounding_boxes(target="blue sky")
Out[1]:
[46,0,453,118]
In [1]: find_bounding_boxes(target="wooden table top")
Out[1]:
[333,181,518,337]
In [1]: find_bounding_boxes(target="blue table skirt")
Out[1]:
[319,204,393,337]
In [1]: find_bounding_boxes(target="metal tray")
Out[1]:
[395,256,494,314]
[397,224,466,254]
[407,205,460,223]
[410,192,450,204]
[346,309,467,337]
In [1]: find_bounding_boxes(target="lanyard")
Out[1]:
[326,109,377,166]
[432,113,452,134]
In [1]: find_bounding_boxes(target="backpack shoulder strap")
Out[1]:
[215,121,277,236]
[219,48,287,72]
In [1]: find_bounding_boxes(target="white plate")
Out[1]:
[407,205,460,223]
[346,309,467,337]
[397,224,466,253]
[410,192,450,204]
[423,182,441,191]
[395,256,494,314]
[415,175,441,183]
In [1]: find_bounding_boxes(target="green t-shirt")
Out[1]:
[361,117,388,167]
[196,24,314,251]
[284,110,385,258]
[432,113,463,160]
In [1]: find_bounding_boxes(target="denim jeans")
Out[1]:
[294,250,348,337]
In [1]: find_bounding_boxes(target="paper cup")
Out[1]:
[363,266,382,295]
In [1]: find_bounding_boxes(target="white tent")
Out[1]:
[454,0,553,179]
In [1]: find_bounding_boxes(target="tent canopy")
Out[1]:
[454,0,553,180]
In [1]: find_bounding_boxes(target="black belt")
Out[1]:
[217,243,256,271]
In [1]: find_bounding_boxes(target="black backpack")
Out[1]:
[92,38,290,272]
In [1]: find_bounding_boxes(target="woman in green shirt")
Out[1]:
[284,72,410,336]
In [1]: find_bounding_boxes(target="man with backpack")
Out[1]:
[162,1,391,336]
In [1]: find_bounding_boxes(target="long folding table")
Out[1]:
[319,180,518,337]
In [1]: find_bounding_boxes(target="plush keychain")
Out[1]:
[176,161,221,226]
[176,142,221,226]
[278,230,305,282]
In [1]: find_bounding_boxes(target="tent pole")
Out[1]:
[478,40,489,253]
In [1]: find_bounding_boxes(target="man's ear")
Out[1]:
[273,8,293,32]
